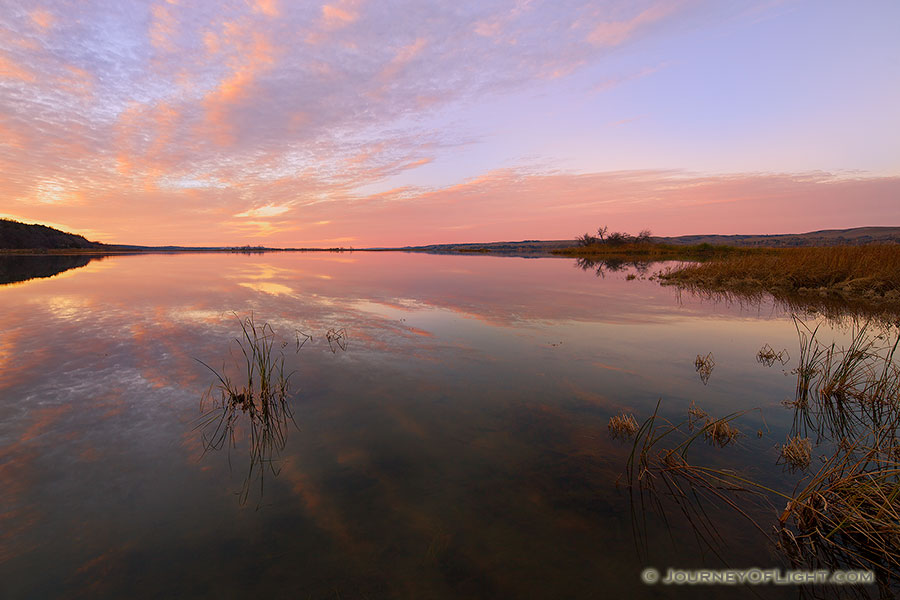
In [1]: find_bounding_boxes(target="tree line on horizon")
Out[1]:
[576,226,653,247]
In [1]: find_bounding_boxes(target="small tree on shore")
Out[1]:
[575,227,653,247]
[606,231,631,246]
[577,232,598,246]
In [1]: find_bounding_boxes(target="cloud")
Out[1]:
[590,61,670,93]
[253,0,279,17]
[29,9,55,30]
[320,0,364,29]
[0,0,895,248]
[149,3,178,51]
[0,54,36,82]
[586,1,683,47]
[234,204,291,218]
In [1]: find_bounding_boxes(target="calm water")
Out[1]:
[0,252,883,598]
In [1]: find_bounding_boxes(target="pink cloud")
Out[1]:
[29,9,56,30]
[253,0,280,17]
[0,53,36,82]
[586,1,684,47]
[149,3,178,51]
[321,0,364,29]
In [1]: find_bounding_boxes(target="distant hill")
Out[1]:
[0,219,105,250]
[393,240,575,256]
[654,227,900,248]
[3,219,899,253]
[394,227,900,255]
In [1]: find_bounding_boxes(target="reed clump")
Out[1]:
[195,314,299,505]
[778,436,812,471]
[703,418,741,448]
[788,317,900,441]
[609,413,639,439]
[778,438,900,579]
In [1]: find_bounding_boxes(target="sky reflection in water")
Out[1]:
[0,252,864,598]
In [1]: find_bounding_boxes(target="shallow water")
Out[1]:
[0,252,884,598]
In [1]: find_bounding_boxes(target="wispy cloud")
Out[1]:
[234,204,291,218]
[585,1,684,47]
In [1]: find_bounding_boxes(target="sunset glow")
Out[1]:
[1,1,898,247]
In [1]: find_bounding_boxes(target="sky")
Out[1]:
[1,0,898,247]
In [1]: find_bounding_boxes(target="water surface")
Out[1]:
[0,252,879,598]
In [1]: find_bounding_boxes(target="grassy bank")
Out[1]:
[553,241,765,260]
[658,245,900,309]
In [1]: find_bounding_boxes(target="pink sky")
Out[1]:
[1,1,898,247]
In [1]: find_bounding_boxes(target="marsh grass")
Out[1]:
[778,436,812,471]
[609,413,639,439]
[624,400,774,563]
[556,241,754,260]
[777,430,900,590]
[660,245,900,315]
[621,318,900,594]
[788,317,900,442]
[195,314,299,506]
[703,418,741,448]
[687,400,708,427]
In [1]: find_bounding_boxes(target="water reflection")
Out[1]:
[574,256,654,279]
[196,315,300,507]
[0,251,878,598]
[0,253,100,285]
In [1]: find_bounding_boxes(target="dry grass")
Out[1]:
[787,316,900,441]
[687,400,708,426]
[778,435,812,471]
[778,435,900,581]
[660,245,900,312]
[621,319,900,591]
[609,413,639,439]
[702,418,741,448]
[554,241,754,259]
